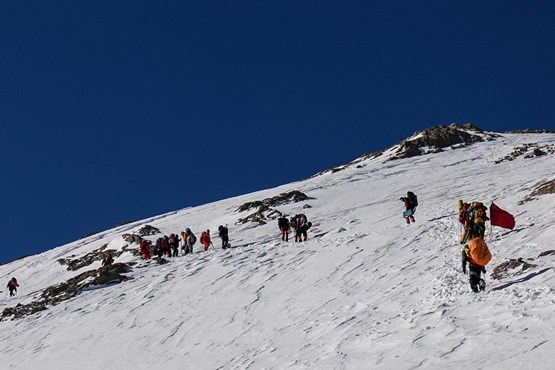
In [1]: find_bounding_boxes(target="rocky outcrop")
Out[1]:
[122,225,161,244]
[391,124,498,160]
[520,178,555,204]
[57,245,128,271]
[491,248,555,281]
[1,263,130,321]
[137,225,160,236]
[313,123,497,176]
[495,143,554,164]
[538,250,555,258]
[237,191,310,212]
[236,205,283,225]
[236,191,310,225]
[491,258,538,280]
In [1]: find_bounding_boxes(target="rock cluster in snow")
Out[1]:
[1,263,130,320]
[236,190,310,225]
[520,178,555,204]
[494,143,555,164]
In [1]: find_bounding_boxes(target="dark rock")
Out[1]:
[236,191,311,226]
[495,143,554,164]
[491,258,538,280]
[520,178,555,204]
[236,191,310,213]
[57,245,128,271]
[391,124,496,160]
[537,250,555,258]
[532,148,546,157]
[313,123,495,176]
[137,225,161,236]
[1,263,130,321]
[123,234,143,244]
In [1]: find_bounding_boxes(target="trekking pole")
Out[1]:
[488,223,493,242]
[210,242,217,252]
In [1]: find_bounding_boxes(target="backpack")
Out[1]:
[468,238,492,266]
[189,235,197,245]
[407,192,418,208]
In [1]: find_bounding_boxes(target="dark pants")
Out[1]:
[281,227,288,241]
[221,235,229,249]
[296,226,307,242]
[469,266,485,292]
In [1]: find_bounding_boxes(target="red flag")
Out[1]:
[490,202,515,230]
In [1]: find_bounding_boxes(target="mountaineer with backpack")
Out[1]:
[461,235,492,292]
[139,240,151,260]
[400,191,418,224]
[181,228,196,255]
[218,225,230,249]
[161,235,171,257]
[458,200,489,244]
[278,215,290,241]
[200,230,213,251]
[6,277,19,297]
[169,233,180,257]
[295,214,311,242]
[155,237,163,258]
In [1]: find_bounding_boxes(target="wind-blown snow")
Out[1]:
[1,131,554,370]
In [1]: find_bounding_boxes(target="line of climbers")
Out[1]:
[4,192,510,298]
[277,214,312,242]
[138,225,230,260]
[137,195,507,294]
[398,191,495,293]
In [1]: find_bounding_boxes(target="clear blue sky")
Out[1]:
[1,1,554,264]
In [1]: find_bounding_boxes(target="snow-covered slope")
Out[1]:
[1,128,554,370]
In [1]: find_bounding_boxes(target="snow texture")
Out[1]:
[1,130,554,370]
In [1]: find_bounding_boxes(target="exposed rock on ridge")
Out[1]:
[390,123,497,159]
[314,123,495,175]
[236,191,310,225]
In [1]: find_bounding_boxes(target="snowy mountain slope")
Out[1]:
[1,129,554,370]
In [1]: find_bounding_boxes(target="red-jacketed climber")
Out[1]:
[139,240,151,260]
[7,277,19,297]
[200,230,212,251]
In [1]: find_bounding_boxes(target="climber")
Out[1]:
[6,277,19,297]
[400,191,418,224]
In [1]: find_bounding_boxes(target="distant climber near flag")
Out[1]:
[490,202,515,230]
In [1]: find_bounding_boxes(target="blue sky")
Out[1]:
[1,1,554,264]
